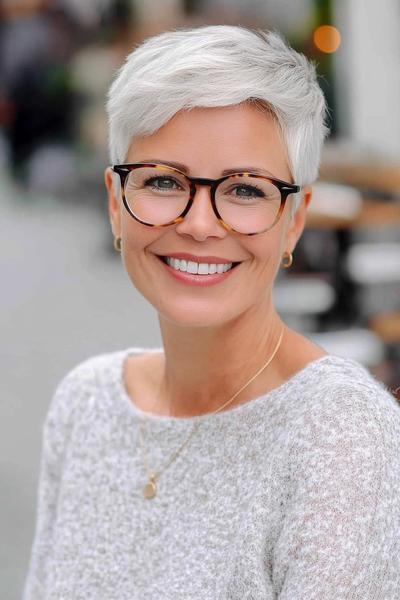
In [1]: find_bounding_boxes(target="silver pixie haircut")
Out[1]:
[106,25,329,191]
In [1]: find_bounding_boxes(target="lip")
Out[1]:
[156,254,240,287]
[157,252,240,264]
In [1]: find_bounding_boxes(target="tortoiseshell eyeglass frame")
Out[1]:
[111,162,301,236]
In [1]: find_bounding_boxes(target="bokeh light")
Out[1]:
[313,25,341,53]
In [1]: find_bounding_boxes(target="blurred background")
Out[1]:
[1,0,399,597]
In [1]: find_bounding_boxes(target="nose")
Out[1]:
[175,184,227,241]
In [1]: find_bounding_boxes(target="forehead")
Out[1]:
[127,104,292,182]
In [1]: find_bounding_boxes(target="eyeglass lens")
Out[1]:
[124,166,282,234]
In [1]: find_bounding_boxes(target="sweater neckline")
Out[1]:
[114,347,355,425]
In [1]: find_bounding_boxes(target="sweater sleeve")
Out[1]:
[22,361,93,599]
[273,385,400,600]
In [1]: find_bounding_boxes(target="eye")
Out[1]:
[144,176,183,190]
[230,184,265,198]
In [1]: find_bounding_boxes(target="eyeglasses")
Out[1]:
[111,162,301,236]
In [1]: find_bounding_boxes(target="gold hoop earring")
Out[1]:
[113,236,122,252]
[281,251,293,268]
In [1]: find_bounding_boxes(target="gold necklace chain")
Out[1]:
[138,325,285,499]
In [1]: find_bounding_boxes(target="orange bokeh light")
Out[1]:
[313,25,341,54]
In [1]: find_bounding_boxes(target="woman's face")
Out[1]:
[106,104,310,328]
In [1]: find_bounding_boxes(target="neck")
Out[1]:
[156,298,284,417]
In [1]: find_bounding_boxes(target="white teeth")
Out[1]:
[187,261,198,274]
[165,257,233,275]
[198,263,209,275]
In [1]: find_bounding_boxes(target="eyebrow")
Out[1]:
[137,158,276,178]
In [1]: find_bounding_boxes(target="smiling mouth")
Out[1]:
[156,254,241,271]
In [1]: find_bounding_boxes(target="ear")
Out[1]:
[104,167,121,238]
[284,186,312,253]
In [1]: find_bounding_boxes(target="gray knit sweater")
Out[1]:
[23,348,400,599]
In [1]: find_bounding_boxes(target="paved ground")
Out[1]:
[0,172,162,599]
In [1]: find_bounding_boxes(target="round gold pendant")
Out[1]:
[143,476,157,499]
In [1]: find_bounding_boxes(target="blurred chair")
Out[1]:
[346,242,400,285]
[310,328,385,368]
[369,312,400,396]
[309,181,363,226]
[304,181,364,325]
[274,275,335,331]
[345,242,400,320]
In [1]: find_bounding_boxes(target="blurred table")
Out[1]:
[370,312,400,344]
[306,198,400,229]
[319,162,400,195]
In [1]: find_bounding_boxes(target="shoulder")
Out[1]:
[46,350,124,416]
[275,358,400,597]
[42,348,135,456]
[287,354,400,472]
[294,354,399,413]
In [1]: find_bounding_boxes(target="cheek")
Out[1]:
[121,213,160,252]
[243,229,287,299]
[247,229,285,275]
[120,219,159,285]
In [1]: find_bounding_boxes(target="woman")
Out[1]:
[24,25,400,599]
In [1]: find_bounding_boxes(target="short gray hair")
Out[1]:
[106,25,329,191]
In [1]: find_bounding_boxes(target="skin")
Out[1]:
[105,103,326,417]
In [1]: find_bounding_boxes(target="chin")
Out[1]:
[156,298,243,329]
